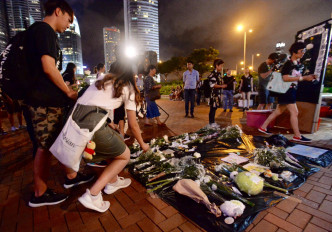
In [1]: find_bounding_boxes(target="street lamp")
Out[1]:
[251,53,260,70]
[237,25,253,68]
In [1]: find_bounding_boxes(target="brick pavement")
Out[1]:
[0,99,331,232]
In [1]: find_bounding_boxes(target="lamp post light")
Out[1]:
[237,25,252,69]
[251,53,260,71]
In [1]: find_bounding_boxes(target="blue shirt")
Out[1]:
[183,69,199,89]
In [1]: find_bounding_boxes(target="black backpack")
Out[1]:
[0,30,30,100]
[203,78,211,98]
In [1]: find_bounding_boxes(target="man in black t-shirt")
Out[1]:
[27,0,93,208]
[257,53,279,110]
[222,70,236,112]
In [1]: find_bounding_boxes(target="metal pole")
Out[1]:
[244,31,246,68]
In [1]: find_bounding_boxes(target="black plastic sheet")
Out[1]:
[290,151,332,168]
[156,184,284,232]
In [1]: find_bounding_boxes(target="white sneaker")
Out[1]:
[104,176,131,195]
[78,189,110,213]
[11,126,18,131]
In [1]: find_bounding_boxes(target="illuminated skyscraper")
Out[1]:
[124,0,159,60]
[59,16,83,74]
[5,0,42,38]
[0,1,8,52]
[103,27,120,72]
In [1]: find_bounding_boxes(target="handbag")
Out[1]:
[146,88,161,101]
[266,72,297,94]
[50,104,108,171]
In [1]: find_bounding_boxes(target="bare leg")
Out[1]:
[8,113,14,127]
[266,103,272,110]
[17,111,23,126]
[286,104,301,138]
[34,148,52,196]
[257,104,265,110]
[261,104,286,129]
[247,92,251,109]
[89,147,130,195]
[241,92,246,109]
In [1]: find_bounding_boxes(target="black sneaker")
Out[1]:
[230,109,233,112]
[29,188,68,207]
[190,114,194,118]
[292,135,311,143]
[87,160,108,168]
[223,109,227,112]
[63,173,94,189]
[184,114,188,118]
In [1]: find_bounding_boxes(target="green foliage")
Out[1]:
[160,80,183,95]
[324,65,332,88]
[187,47,219,74]
[158,56,187,74]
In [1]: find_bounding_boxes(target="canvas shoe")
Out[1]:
[29,188,68,207]
[11,126,18,131]
[292,135,311,143]
[258,127,272,135]
[87,160,108,168]
[104,176,131,195]
[78,189,110,213]
[63,172,94,189]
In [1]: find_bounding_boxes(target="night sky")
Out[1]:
[66,0,332,70]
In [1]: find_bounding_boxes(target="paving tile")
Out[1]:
[298,183,314,193]
[306,180,330,190]
[306,189,326,204]
[160,205,178,218]
[313,186,332,196]
[319,176,332,186]
[244,223,254,232]
[286,209,312,229]
[311,171,324,179]
[303,223,328,232]
[147,197,169,211]
[264,213,302,232]
[141,204,167,224]
[121,223,142,232]
[99,212,122,232]
[158,213,187,232]
[252,210,268,225]
[276,199,298,213]
[118,210,146,229]
[178,221,203,232]
[326,195,332,201]
[318,200,332,215]
[276,229,287,232]
[293,189,307,198]
[310,216,332,231]
[109,197,129,221]
[169,229,181,232]
[251,219,278,232]
[266,207,288,220]
[137,217,162,232]
[297,204,332,222]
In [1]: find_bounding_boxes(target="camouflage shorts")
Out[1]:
[29,106,64,149]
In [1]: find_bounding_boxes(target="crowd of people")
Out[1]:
[0,0,316,214]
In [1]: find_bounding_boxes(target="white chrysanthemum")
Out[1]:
[193,152,201,158]
[211,184,217,191]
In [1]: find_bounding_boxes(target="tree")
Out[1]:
[187,47,219,74]
[158,56,186,79]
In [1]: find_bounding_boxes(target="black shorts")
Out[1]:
[72,104,126,161]
[277,87,297,105]
[114,104,125,124]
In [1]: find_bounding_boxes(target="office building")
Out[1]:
[103,27,120,72]
[124,0,159,61]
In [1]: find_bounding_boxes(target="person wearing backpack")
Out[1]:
[25,0,94,208]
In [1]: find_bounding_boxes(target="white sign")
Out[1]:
[276,42,286,48]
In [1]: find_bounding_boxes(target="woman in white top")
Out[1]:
[75,62,149,212]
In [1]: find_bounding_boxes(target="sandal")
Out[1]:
[144,123,153,126]
[157,123,166,127]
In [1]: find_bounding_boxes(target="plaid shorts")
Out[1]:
[29,106,64,149]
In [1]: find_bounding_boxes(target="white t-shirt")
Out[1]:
[77,74,137,118]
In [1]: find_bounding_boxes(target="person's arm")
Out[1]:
[152,84,162,89]
[260,69,273,79]
[239,78,243,91]
[282,74,315,82]
[251,78,254,92]
[183,72,186,86]
[41,55,77,99]
[127,109,149,151]
[233,80,236,92]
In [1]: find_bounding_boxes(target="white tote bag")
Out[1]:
[50,104,108,172]
[266,72,297,94]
